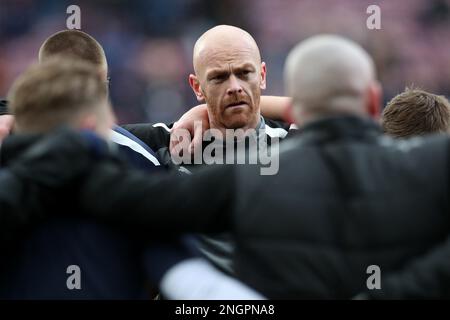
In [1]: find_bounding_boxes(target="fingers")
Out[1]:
[170,125,187,158]
[189,119,205,154]
[169,104,209,158]
[170,120,204,160]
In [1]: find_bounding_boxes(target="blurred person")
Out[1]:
[201,34,450,298]
[0,128,266,300]
[4,30,173,299]
[0,57,142,299]
[0,29,162,170]
[381,87,450,138]
[239,88,450,141]
[0,57,264,300]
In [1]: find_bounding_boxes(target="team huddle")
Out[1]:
[0,25,450,299]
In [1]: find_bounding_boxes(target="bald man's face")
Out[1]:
[190,42,266,130]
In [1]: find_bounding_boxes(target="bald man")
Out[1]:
[124,25,292,170]
[189,25,266,132]
[123,25,292,275]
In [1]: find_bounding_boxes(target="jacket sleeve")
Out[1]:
[361,235,450,299]
[121,123,172,151]
[0,170,29,242]
[0,169,50,249]
[0,129,108,248]
[79,158,235,237]
[2,128,234,244]
[368,138,450,299]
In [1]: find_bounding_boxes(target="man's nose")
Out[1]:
[226,75,243,95]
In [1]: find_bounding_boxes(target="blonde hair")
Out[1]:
[8,57,108,133]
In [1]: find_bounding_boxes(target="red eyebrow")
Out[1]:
[207,63,255,76]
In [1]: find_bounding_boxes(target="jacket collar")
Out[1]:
[297,115,382,145]
[0,129,115,168]
[0,133,43,167]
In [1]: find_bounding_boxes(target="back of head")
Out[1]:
[7,57,113,137]
[382,88,450,138]
[39,30,107,76]
[284,35,379,124]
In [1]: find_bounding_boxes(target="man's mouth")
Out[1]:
[226,101,248,109]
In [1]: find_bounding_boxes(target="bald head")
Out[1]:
[189,25,267,132]
[285,35,380,122]
[193,25,261,76]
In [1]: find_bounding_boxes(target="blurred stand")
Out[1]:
[0,0,449,124]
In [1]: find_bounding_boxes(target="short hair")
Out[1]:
[381,88,450,138]
[7,57,108,133]
[38,30,107,68]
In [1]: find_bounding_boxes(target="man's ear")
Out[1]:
[367,81,382,120]
[189,74,205,102]
[260,62,267,90]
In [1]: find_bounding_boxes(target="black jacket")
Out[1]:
[0,132,149,299]
[94,116,450,298]
[0,129,233,238]
[123,118,292,275]
[224,116,450,298]
[0,133,102,250]
[3,118,450,299]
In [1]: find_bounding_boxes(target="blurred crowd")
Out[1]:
[0,0,449,123]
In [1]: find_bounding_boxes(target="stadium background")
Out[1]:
[1,0,449,124]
